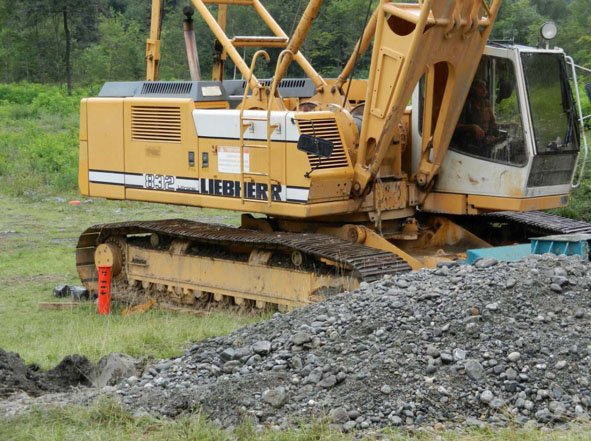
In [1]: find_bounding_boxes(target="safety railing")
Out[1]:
[566,56,589,188]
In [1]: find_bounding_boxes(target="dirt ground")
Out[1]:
[0,348,94,399]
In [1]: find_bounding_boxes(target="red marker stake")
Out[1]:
[97,265,112,315]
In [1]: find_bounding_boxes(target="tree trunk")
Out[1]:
[63,5,72,95]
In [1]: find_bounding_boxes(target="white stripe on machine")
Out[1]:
[89,170,124,185]
[88,170,308,203]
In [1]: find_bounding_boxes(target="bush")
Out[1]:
[31,90,78,116]
[0,83,82,196]
[0,83,47,105]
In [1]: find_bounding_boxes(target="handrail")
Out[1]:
[269,50,295,109]
[239,49,269,110]
[566,55,588,189]
[239,50,270,203]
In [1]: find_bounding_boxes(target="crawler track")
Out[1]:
[76,219,412,309]
[445,210,591,247]
[487,211,591,235]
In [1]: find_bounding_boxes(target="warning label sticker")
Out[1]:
[218,146,250,174]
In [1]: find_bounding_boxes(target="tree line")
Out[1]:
[0,0,589,92]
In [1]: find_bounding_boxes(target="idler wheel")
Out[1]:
[94,243,123,276]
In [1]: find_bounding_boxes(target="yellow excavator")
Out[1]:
[76,0,589,310]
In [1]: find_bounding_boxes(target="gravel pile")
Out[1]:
[111,253,591,430]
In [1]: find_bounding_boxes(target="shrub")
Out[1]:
[0,84,82,196]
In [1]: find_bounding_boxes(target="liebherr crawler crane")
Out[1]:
[76,0,589,310]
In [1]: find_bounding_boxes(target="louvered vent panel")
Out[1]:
[242,79,307,89]
[131,106,181,143]
[297,119,349,169]
[140,82,193,95]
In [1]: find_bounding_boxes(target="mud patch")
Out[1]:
[0,348,95,399]
[0,349,45,398]
[43,355,95,389]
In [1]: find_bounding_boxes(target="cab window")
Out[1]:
[450,56,527,166]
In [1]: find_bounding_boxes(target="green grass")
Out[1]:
[0,193,252,368]
[2,398,591,441]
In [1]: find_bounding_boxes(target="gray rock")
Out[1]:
[348,410,360,420]
[262,387,288,408]
[234,347,252,360]
[252,341,272,355]
[475,257,498,269]
[396,279,409,289]
[246,354,261,366]
[381,384,392,394]
[440,352,453,364]
[220,348,236,362]
[305,367,323,384]
[480,390,494,403]
[464,359,485,381]
[318,375,337,389]
[426,364,437,375]
[535,408,552,423]
[329,407,349,424]
[94,353,137,388]
[343,420,356,432]
[292,333,312,346]
[505,367,518,381]
[389,415,402,425]
[453,348,466,361]
[507,351,521,362]
[485,302,499,311]
[489,398,503,409]
[222,360,241,374]
[426,345,440,358]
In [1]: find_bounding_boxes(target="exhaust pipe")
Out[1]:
[183,6,201,81]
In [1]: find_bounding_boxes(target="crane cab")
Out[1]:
[412,46,585,213]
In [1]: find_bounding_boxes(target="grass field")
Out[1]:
[0,193,263,368]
